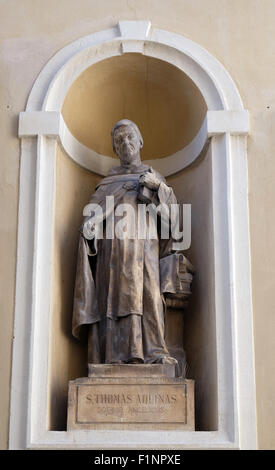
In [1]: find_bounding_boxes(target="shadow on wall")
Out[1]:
[168,146,218,431]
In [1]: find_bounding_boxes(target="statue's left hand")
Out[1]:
[139,172,161,190]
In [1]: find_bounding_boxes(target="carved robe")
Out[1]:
[72,165,178,364]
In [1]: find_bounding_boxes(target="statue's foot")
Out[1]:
[127,357,144,364]
[157,356,178,365]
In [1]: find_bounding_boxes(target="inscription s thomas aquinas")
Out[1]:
[77,384,187,424]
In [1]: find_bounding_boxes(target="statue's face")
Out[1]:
[113,125,141,165]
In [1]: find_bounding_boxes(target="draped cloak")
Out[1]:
[72,166,179,364]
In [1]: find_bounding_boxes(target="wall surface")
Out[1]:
[1,0,275,449]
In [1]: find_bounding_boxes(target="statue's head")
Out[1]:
[111,119,143,166]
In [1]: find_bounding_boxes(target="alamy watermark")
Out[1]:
[83,196,191,251]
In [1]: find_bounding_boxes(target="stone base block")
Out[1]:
[67,365,194,431]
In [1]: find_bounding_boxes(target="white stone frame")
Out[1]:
[9,21,257,449]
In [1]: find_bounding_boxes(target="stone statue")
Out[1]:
[72,119,193,368]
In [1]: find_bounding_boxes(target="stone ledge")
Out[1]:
[88,363,176,378]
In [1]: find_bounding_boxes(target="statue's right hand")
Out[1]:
[83,219,96,240]
[139,171,161,190]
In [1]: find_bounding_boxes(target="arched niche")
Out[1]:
[10,21,257,449]
[61,53,207,160]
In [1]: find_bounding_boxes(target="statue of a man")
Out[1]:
[72,119,182,366]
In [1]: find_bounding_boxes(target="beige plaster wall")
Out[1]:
[1,0,275,449]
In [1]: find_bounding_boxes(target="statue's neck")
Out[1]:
[121,163,141,171]
[120,154,141,169]
[118,154,146,173]
[109,162,150,176]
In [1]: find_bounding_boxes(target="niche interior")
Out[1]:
[48,53,214,432]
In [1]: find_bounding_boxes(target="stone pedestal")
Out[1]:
[67,365,195,431]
